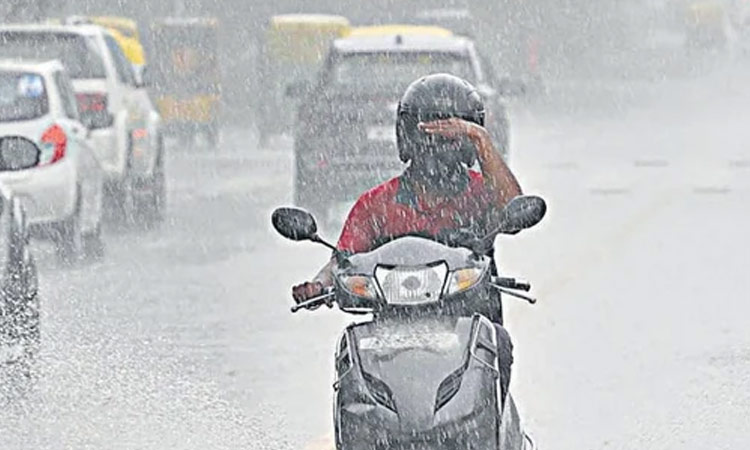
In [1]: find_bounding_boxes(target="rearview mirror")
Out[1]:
[0,137,40,171]
[272,207,318,241]
[135,65,151,89]
[134,72,144,89]
[498,195,546,234]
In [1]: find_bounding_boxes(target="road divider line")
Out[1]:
[541,161,580,170]
[692,186,731,195]
[633,159,670,168]
[729,160,750,168]
[588,187,632,196]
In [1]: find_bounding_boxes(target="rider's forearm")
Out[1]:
[469,126,522,205]
[312,258,336,286]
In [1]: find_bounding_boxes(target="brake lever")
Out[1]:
[493,277,531,292]
[290,288,336,313]
[492,277,531,291]
[490,284,537,305]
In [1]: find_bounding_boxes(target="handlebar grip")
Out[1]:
[291,287,336,313]
[492,277,531,292]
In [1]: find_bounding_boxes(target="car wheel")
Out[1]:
[106,136,136,225]
[135,145,166,228]
[107,177,136,226]
[54,192,84,264]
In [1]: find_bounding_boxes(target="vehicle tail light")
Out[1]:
[40,124,67,165]
[132,128,148,140]
[76,92,114,129]
[75,92,108,113]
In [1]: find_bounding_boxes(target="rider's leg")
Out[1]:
[494,323,514,401]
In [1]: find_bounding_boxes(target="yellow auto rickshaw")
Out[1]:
[347,24,453,38]
[150,17,221,145]
[682,0,729,48]
[258,14,351,145]
[64,15,147,77]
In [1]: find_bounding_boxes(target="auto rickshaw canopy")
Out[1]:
[348,24,454,38]
[265,14,351,64]
[64,15,146,65]
[150,17,220,95]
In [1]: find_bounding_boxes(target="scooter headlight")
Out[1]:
[374,263,448,305]
[340,275,380,300]
[444,267,485,295]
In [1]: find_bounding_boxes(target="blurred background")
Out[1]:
[7,0,745,125]
[1,1,749,450]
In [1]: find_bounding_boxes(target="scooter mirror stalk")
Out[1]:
[473,195,547,255]
[271,207,347,261]
[476,195,547,244]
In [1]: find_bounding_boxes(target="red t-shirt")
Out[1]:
[337,170,497,254]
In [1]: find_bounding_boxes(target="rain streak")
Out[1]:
[0,1,749,450]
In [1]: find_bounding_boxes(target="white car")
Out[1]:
[0,24,165,225]
[0,60,104,261]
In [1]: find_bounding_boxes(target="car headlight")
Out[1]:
[340,275,380,300]
[374,263,448,305]
[444,267,485,296]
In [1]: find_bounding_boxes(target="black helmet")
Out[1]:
[396,73,485,164]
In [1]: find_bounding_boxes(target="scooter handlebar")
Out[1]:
[291,287,336,313]
[492,277,531,292]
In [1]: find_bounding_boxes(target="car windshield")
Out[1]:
[0,71,48,122]
[0,32,106,79]
[330,51,474,92]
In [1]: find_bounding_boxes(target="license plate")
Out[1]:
[359,333,459,352]
[367,125,396,142]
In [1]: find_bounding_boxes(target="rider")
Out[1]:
[292,73,523,395]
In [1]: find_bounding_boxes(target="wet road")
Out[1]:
[0,66,749,449]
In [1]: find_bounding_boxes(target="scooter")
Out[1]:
[272,195,546,450]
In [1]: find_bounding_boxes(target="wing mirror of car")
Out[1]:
[135,65,150,89]
[497,195,547,234]
[134,73,145,89]
[0,137,40,171]
[285,80,310,98]
[497,77,527,97]
[81,111,114,130]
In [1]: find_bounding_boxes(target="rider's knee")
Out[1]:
[493,323,514,367]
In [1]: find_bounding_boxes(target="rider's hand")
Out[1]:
[292,281,324,304]
[419,118,482,140]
